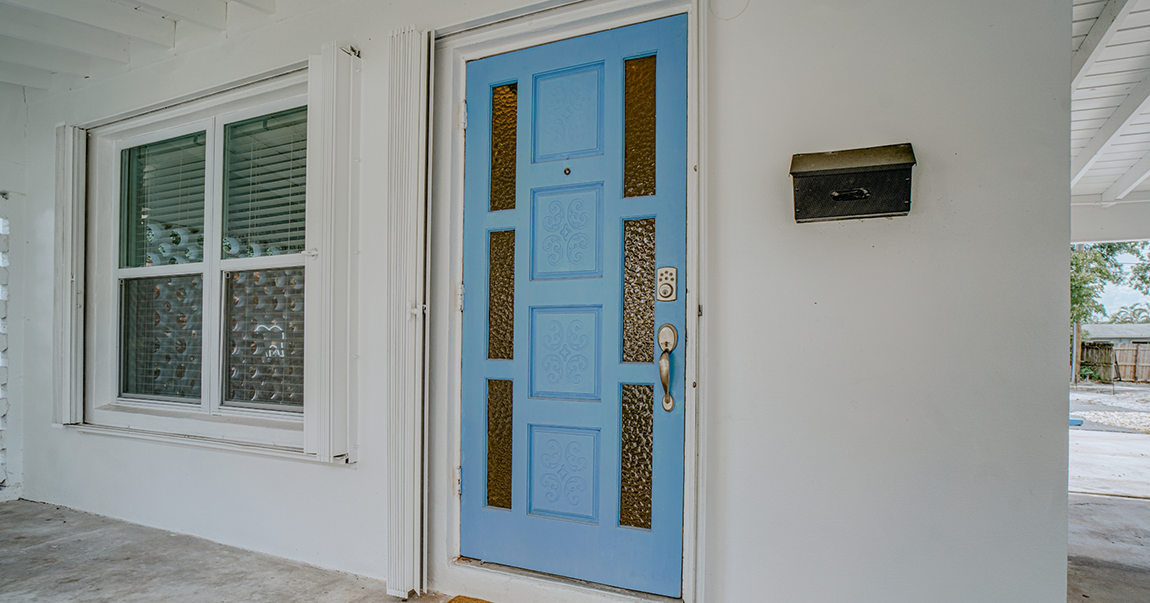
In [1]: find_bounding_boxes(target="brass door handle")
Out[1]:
[658,324,677,412]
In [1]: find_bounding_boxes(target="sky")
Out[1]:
[1101,282,1150,317]
[1099,251,1150,317]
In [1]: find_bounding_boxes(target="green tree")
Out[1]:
[1071,242,1150,324]
[1109,302,1150,324]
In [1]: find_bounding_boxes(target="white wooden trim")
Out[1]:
[54,124,86,426]
[1072,0,1135,92]
[427,1,703,601]
[1072,75,1150,187]
[304,42,360,462]
[387,25,433,600]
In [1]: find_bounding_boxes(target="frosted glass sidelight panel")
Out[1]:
[620,383,654,529]
[488,229,515,360]
[623,55,657,198]
[121,275,203,401]
[622,218,656,363]
[487,379,514,509]
[490,83,518,211]
[222,106,308,258]
[223,268,305,410]
[120,132,207,268]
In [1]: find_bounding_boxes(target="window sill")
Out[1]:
[68,421,353,465]
[81,401,334,460]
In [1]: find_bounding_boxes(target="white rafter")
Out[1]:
[0,0,174,48]
[1103,150,1150,201]
[1073,191,1150,205]
[1073,0,1136,92]
[232,0,276,14]
[0,4,129,63]
[133,0,227,31]
[1072,75,1150,186]
[0,36,90,76]
[0,60,54,89]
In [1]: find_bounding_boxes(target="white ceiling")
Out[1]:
[0,0,1137,211]
[1073,0,1150,207]
[0,0,277,91]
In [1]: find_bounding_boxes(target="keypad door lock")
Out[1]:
[657,267,677,302]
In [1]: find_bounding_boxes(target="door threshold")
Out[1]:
[452,557,683,603]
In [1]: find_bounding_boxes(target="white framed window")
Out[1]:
[56,44,360,461]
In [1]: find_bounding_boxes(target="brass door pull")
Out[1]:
[658,324,677,412]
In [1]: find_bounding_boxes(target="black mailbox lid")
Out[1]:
[789,143,916,177]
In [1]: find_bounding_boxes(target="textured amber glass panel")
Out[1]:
[488,229,515,360]
[487,379,514,509]
[622,218,656,362]
[222,268,305,410]
[620,383,654,529]
[490,83,518,211]
[624,55,656,198]
[121,275,203,401]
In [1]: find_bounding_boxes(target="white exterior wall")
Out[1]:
[13,1,1067,601]
[699,2,1067,601]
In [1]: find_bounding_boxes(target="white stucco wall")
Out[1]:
[13,1,1067,602]
[698,2,1067,601]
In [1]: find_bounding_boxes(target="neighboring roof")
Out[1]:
[1084,323,1150,339]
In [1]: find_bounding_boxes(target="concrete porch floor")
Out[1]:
[0,499,449,603]
[5,486,1149,602]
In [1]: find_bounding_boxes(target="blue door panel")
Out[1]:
[462,15,688,597]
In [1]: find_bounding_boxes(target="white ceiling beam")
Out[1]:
[1073,192,1150,205]
[1072,75,1150,186]
[0,0,174,48]
[1073,0,1137,91]
[232,0,276,14]
[1103,151,1150,201]
[0,4,128,63]
[133,0,227,31]
[0,60,53,89]
[0,36,90,76]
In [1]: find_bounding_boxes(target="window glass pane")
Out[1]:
[223,106,307,258]
[622,218,656,362]
[121,275,203,401]
[223,268,305,411]
[488,229,515,359]
[620,383,654,529]
[490,83,517,211]
[120,132,207,268]
[487,379,514,509]
[623,55,656,198]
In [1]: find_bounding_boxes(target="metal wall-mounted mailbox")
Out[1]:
[789,143,916,223]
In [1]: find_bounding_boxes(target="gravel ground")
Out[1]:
[1072,411,1150,432]
[1070,383,1150,433]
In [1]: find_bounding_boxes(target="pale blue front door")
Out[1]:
[460,15,688,597]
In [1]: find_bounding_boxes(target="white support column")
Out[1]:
[386,25,432,600]
[53,124,85,426]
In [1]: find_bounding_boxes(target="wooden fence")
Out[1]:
[1114,343,1150,382]
[1081,341,1114,383]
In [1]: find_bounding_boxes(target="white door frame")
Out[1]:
[425,1,709,600]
